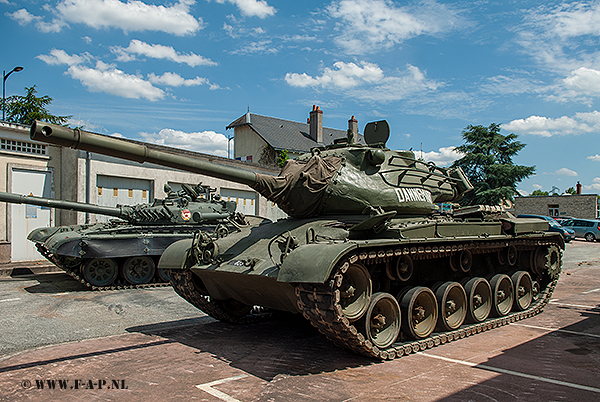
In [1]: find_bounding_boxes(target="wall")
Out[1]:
[232,125,268,163]
[514,194,599,219]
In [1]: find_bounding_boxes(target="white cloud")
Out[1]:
[421,146,461,166]
[36,49,92,66]
[528,2,600,40]
[532,184,544,190]
[326,0,466,54]
[588,154,600,161]
[517,3,600,74]
[230,40,278,55]
[7,8,67,33]
[67,64,165,101]
[551,67,600,103]
[504,111,600,136]
[286,61,384,89]
[546,168,578,176]
[584,177,600,191]
[285,62,440,102]
[214,0,276,18]
[139,128,228,157]
[111,40,217,67]
[10,0,203,35]
[148,72,221,89]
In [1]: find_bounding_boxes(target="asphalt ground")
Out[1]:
[0,240,598,401]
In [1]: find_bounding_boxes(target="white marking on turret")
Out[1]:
[395,188,432,204]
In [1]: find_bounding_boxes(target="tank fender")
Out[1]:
[157,238,194,270]
[277,242,357,283]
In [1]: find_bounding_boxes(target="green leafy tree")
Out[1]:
[4,85,71,125]
[451,123,535,206]
[277,149,289,168]
[565,187,576,195]
[530,189,549,196]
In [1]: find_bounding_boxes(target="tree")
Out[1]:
[277,149,289,168]
[565,187,576,195]
[531,189,549,196]
[451,123,535,206]
[4,85,71,125]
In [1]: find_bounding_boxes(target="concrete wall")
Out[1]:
[0,122,57,262]
[514,194,599,219]
[233,125,268,163]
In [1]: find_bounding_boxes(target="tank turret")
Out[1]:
[31,120,472,218]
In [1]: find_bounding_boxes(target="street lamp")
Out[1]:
[3,66,24,121]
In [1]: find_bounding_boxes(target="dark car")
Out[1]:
[560,218,600,242]
[517,214,576,242]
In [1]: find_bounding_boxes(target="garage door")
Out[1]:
[96,175,153,222]
[219,188,257,216]
[11,169,52,261]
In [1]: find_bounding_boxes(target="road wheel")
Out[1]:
[359,292,401,350]
[400,287,438,340]
[82,258,118,287]
[585,232,596,242]
[122,256,156,285]
[490,274,514,317]
[339,262,372,322]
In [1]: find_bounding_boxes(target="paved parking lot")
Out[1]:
[0,240,599,401]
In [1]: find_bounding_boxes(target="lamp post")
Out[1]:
[2,66,24,121]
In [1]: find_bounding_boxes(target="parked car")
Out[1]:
[560,218,600,242]
[517,214,576,242]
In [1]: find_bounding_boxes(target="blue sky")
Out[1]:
[2,0,600,195]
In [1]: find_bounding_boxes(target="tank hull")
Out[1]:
[31,221,235,289]
[163,213,564,358]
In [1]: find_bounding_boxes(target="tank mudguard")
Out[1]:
[277,242,357,284]
[158,238,194,270]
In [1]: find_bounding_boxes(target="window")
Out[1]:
[142,190,147,199]
[548,204,559,217]
[128,188,133,198]
[1,138,46,155]
[113,187,118,197]
[98,187,103,196]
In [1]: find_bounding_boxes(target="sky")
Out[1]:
[2,0,600,196]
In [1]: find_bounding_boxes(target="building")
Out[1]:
[0,121,285,263]
[227,106,364,164]
[513,193,599,219]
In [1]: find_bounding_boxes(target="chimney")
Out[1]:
[309,105,323,143]
[348,115,358,136]
[576,181,582,194]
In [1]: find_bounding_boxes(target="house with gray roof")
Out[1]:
[226,105,364,165]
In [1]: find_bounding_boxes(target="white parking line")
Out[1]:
[195,374,248,402]
[419,352,600,394]
[513,323,600,339]
[0,297,21,303]
[583,287,600,294]
[548,301,598,309]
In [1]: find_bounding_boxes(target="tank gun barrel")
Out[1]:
[30,121,257,187]
[0,191,132,220]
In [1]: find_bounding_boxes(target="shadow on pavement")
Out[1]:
[19,273,89,293]
[126,312,375,381]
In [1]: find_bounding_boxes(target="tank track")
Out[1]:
[169,270,272,324]
[296,237,560,360]
[40,247,171,291]
[63,267,170,291]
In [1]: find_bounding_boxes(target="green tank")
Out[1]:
[31,120,563,358]
[0,185,249,289]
